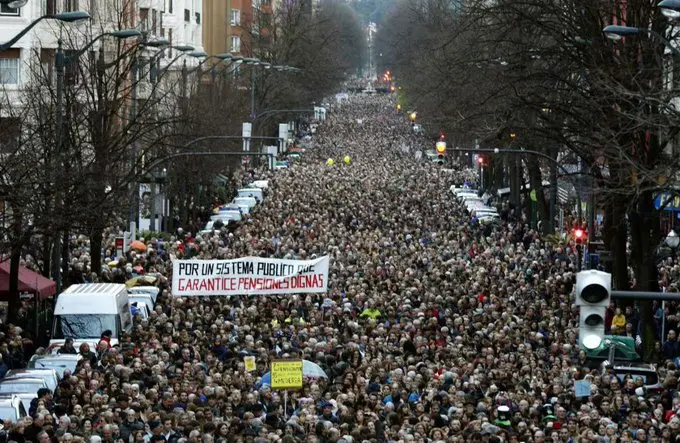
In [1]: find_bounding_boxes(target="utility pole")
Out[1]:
[128,56,139,231]
[51,38,65,296]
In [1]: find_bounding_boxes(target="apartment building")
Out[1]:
[0,1,203,90]
[203,0,256,57]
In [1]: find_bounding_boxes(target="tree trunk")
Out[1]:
[41,234,52,279]
[526,157,549,233]
[509,155,520,217]
[604,194,629,290]
[90,225,103,280]
[629,188,661,360]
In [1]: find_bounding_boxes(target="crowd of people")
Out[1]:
[5,93,680,443]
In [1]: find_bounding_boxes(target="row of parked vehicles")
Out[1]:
[0,280,161,422]
[450,185,501,223]
[201,180,269,236]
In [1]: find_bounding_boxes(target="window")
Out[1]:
[62,0,79,12]
[52,314,118,339]
[195,12,200,24]
[152,9,157,34]
[231,9,240,26]
[168,0,173,13]
[0,4,20,15]
[0,50,20,85]
[40,48,55,84]
[231,36,241,53]
[184,8,190,21]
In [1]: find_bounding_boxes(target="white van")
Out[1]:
[233,197,257,209]
[50,283,132,352]
[237,188,264,202]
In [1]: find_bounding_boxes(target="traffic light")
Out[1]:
[477,156,485,166]
[435,141,446,164]
[575,270,611,350]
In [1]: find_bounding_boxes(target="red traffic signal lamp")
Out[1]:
[477,156,485,166]
[573,227,587,244]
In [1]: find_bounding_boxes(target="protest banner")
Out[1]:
[271,360,303,390]
[171,255,329,296]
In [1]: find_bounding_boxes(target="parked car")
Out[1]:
[131,302,150,320]
[0,377,48,396]
[28,354,81,378]
[5,369,59,392]
[128,293,154,312]
[126,286,160,305]
[600,361,662,393]
[0,395,28,423]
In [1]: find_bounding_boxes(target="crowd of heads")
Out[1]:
[5,94,680,442]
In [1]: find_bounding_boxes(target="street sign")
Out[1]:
[115,237,124,259]
[271,360,303,390]
[242,122,252,138]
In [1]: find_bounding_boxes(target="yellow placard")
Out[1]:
[244,356,256,372]
[271,360,303,390]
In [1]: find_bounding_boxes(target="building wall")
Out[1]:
[202,0,252,57]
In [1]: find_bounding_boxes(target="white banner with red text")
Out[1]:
[171,256,329,296]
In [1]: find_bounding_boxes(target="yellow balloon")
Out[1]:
[326,158,335,166]
[343,156,351,165]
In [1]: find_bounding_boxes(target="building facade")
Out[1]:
[202,0,253,57]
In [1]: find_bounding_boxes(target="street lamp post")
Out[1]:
[603,24,680,58]
[240,58,300,119]
[0,10,90,52]
[51,29,141,295]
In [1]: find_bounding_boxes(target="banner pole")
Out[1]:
[284,390,288,418]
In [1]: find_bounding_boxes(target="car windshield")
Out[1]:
[0,381,42,394]
[52,314,117,339]
[30,359,75,371]
[0,406,16,421]
[7,374,56,392]
[616,371,659,385]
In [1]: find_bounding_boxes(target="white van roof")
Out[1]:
[56,284,127,315]
[251,180,269,189]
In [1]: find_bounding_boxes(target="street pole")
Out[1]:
[128,56,139,231]
[250,66,256,118]
[51,39,65,295]
[549,157,557,234]
[150,181,157,232]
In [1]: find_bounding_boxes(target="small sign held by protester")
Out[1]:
[271,360,303,390]
[244,356,256,372]
[574,380,591,398]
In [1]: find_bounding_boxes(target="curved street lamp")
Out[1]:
[603,25,641,40]
[0,0,27,7]
[659,0,680,19]
[0,10,90,51]
[602,24,680,58]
